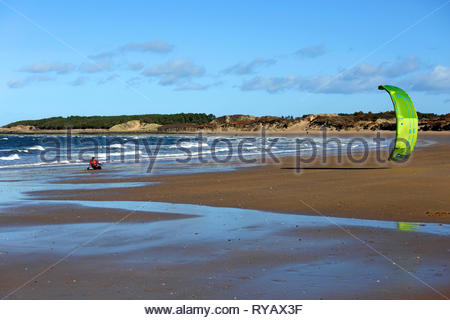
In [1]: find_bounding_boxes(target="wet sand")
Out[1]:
[38,143,450,224]
[1,136,449,299]
[1,202,449,299]
[0,203,195,226]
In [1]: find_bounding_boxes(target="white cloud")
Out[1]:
[129,63,144,71]
[70,76,87,86]
[175,81,222,91]
[344,56,420,79]
[88,41,173,61]
[239,57,424,94]
[20,62,75,74]
[120,41,173,53]
[142,59,205,85]
[175,82,210,91]
[223,58,276,75]
[410,65,450,93]
[240,76,300,93]
[7,75,54,88]
[79,62,111,73]
[98,74,119,85]
[126,76,143,87]
[88,51,116,60]
[295,44,326,58]
[307,74,382,93]
[381,56,420,77]
[240,73,383,94]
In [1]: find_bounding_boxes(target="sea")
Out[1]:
[0,133,432,172]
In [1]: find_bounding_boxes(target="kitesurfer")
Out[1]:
[88,157,102,170]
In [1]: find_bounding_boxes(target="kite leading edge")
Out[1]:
[378,85,418,161]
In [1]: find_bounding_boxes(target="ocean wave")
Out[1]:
[0,160,86,169]
[1,137,8,140]
[0,154,20,161]
[109,151,141,157]
[81,150,142,160]
[211,147,231,153]
[109,143,126,149]
[0,148,29,153]
[28,145,45,151]
[168,142,209,149]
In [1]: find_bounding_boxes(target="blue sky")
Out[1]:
[0,0,449,125]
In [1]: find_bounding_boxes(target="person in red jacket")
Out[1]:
[88,157,102,170]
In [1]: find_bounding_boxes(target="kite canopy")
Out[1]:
[378,85,418,161]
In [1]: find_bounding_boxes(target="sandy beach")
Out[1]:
[36,135,450,224]
[0,133,449,300]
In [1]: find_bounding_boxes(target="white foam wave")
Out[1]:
[109,151,141,157]
[168,142,209,149]
[109,143,125,149]
[0,154,20,161]
[0,160,86,169]
[28,145,45,151]
[0,148,29,153]
[212,147,231,153]
[82,150,142,160]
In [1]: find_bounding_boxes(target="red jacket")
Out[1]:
[89,159,100,168]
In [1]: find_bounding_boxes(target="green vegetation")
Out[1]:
[337,111,395,120]
[4,113,216,130]
[3,111,446,131]
[337,111,439,120]
[416,112,438,119]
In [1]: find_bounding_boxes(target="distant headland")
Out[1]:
[1,112,449,134]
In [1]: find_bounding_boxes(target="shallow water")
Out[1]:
[1,196,449,299]
[1,199,449,255]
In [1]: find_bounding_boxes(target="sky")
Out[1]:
[0,0,449,126]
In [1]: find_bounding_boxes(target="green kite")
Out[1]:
[378,85,418,161]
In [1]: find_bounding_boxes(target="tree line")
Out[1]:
[5,113,216,130]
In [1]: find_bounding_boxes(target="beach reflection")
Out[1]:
[397,222,420,232]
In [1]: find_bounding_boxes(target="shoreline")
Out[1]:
[1,129,450,136]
